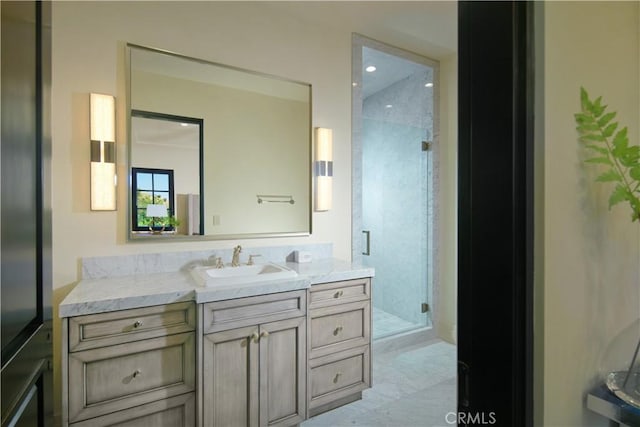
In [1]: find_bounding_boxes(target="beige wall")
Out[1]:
[52,0,458,418]
[437,53,458,343]
[52,1,352,286]
[542,2,640,425]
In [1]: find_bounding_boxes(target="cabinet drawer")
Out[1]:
[309,278,371,309]
[68,333,195,423]
[308,345,370,410]
[310,301,370,359]
[70,393,195,427]
[203,290,306,334]
[69,302,196,352]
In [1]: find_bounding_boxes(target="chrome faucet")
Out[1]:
[231,245,242,267]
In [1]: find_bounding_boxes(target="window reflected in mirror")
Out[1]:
[131,167,174,232]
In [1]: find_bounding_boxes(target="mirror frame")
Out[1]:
[125,43,313,242]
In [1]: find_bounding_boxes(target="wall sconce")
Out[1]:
[314,127,333,211]
[90,93,116,211]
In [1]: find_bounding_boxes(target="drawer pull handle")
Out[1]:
[133,321,143,328]
[132,369,141,378]
[334,290,344,298]
[250,332,260,343]
[333,372,342,384]
[260,331,269,339]
[333,326,343,336]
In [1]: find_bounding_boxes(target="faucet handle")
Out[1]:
[215,257,224,269]
[248,255,255,265]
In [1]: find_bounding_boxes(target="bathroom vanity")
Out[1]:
[59,257,373,427]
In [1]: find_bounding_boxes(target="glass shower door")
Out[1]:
[357,44,436,340]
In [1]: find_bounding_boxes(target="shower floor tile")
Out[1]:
[302,340,457,427]
[373,307,424,339]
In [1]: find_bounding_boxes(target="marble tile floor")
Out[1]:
[373,307,425,340]
[302,340,457,427]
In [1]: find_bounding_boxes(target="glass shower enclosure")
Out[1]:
[352,37,438,340]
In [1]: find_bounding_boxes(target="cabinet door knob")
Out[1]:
[250,332,260,343]
[333,372,342,384]
[132,369,141,378]
[133,321,143,328]
[334,290,344,298]
[260,331,269,339]
[333,325,343,336]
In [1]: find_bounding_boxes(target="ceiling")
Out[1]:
[362,47,433,98]
[265,1,457,60]
[264,2,456,98]
[131,116,200,149]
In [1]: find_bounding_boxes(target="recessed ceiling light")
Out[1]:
[180,123,189,127]
[352,82,358,87]
[365,65,377,73]
[385,104,393,109]
[425,82,434,88]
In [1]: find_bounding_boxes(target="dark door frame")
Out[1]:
[1,1,53,426]
[458,2,535,426]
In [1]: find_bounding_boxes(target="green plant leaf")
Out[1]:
[620,146,640,168]
[597,170,622,183]
[598,111,617,127]
[609,184,630,208]
[584,157,613,166]
[603,122,618,138]
[612,127,629,148]
[612,129,629,159]
[575,88,640,222]
[580,134,606,142]
[577,123,601,133]
[591,97,606,116]
[629,197,640,222]
[630,166,640,181]
[575,113,594,124]
[580,87,591,112]
[584,145,609,155]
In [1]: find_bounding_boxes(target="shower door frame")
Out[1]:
[351,34,440,341]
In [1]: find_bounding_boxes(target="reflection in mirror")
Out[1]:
[127,44,312,241]
[130,111,203,235]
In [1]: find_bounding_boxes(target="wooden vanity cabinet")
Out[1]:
[62,302,197,427]
[62,276,372,426]
[201,290,307,427]
[307,278,372,417]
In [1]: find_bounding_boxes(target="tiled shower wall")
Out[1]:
[362,70,434,328]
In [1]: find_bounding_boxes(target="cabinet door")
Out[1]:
[203,326,259,427]
[259,317,306,427]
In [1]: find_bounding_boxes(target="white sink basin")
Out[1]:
[191,262,298,287]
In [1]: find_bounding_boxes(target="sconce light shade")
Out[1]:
[90,93,115,142]
[90,162,116,211]
[314,127,333,212]
[89,93,117,211]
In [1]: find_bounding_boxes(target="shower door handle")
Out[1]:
[362,230,370,256]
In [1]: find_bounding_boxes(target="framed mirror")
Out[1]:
[127,44,312,240]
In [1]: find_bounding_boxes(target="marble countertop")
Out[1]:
[59,258,374,318]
